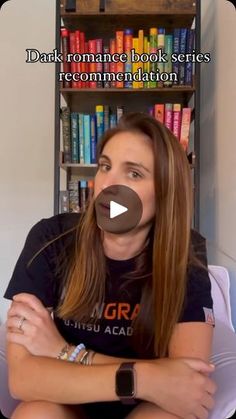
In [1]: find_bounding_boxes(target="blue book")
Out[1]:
[90,114,97,164]
[83,114,91,164]
[71,112,79,163]
[104,105,110,132]
[185,29,195,86]
[96,105,104,142]
[78,113,84,164]
[173,29,180,84]
[179,28,188,85]
[110,114,117,128]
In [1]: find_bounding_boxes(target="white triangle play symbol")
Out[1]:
[110,201,128,219]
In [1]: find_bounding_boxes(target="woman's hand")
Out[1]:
[138,357,216,419]
[6,293,67,358]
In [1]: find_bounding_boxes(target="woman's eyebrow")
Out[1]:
[99,154,151,173]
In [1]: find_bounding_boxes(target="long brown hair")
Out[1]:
[56,112,193,358]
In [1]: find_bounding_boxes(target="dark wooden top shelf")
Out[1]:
[60,87,195,94]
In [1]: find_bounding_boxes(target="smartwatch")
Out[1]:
[115,362,137,405]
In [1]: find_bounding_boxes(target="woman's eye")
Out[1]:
[98,163,110,171]
[129,171,142,179]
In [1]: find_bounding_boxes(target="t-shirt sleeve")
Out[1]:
[178,230,215,326]
[4,219,56,308]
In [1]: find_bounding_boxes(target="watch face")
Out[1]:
[116,370,135,397]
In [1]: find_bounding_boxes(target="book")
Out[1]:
[103,45,110,88]
[88,39,97,88]
[149,28,158,88]
[132,38,140,88]
[78,113,85,164]
[68,179,80,212]
[71,112,79,163]
[164,34,173,87]
[173,104,182,140]
[60,27,71,88]
[116,106,124,122]
[83,114,91,164]
[90,114,97,164]
[164,103,173,131]
[60,190,69,213]
[157,29,165,88]
[75,30,82,88]
[154,104,165,124]
[138,29,144,88]
[69,32,77,88]
[104,105,110,131]
[172,29,180,85]
[185,29,195,86]
[110,38,116,88]
[96,38,103,88]
[96,105,104,141]
[79,180,87,212]
[124,29,133,88]
[61,107,71,163]
[80,32,86,88]
[179,28,188,85]
[143,36,149,88]
[180,108,191,151]
[116,31,124,88]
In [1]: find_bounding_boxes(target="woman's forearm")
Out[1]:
[8,350,148,404]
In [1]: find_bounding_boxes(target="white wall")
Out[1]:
[0,0,55,322]
[200,0,236,327]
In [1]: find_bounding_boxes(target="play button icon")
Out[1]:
[95,185,143,234]
[110,201,128,219]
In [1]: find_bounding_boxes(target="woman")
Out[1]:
[4,112,216,419]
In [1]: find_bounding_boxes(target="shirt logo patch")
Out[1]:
[203,307,215,325]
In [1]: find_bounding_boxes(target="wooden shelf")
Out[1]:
[60,87,195,94]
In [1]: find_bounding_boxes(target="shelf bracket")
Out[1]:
[65,0,76,12]
[99,0,105,12]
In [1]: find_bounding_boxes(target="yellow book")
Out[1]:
[132,38,140,89]
[138,30,144,88]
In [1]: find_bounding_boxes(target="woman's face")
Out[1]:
[94,131,155,229]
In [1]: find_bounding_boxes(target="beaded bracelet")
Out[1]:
[68,343,86,362]
[57,343,72,361]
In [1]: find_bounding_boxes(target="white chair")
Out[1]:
[208,265,236,419]
[1,266,236,418]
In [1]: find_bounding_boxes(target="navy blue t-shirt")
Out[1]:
[4,213,214,358]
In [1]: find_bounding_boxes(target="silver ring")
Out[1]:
[18,316,26,331]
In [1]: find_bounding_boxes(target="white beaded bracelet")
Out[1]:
[68,343,85,362]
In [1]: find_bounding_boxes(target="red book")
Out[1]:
[103,45,110,88]
[110,38,116,88]
[88,39,97,88]
[180,108,191,151]
[84,41,89,88]
[154,104,165,124]
[96,39,103,88]
[75,30,82,88]
[116,31,124,88]
[69,32,77,89]
[60,28,71,88]
[80,32,86,88]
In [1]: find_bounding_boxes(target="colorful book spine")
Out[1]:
[80,32,86,88]
[90,114,97,164]
[69,32,77,89]
[88,39,97,88]
[143,36,149,88]
[78,113,85,164]
[87,180,94,204]
[185,29,195,86]
[157,28,165,87]
[75,30,82,88]
[180,108,191,151]
[132,38,140,88]
[79,180,87,212]
[179,28,188,85]
[60,28,71,88]
[83,114,91,164]
[116,31,124,88]
[103,45,110,88]
[71,112,79,163]
[164,103,173,131]
[172,29,180,85]
[61,107,71,163]
[96,38,103,88]
[149,28,158,88]
[104,105,110,132]
[110,38,116,88]
[164,34,173,87]
[96,105,104,141]
[124,29,133,88]
[173,104,182,140]
[154,104,165,124]
[138,30,144,88]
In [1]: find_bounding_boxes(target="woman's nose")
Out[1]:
[101,171,120,191]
